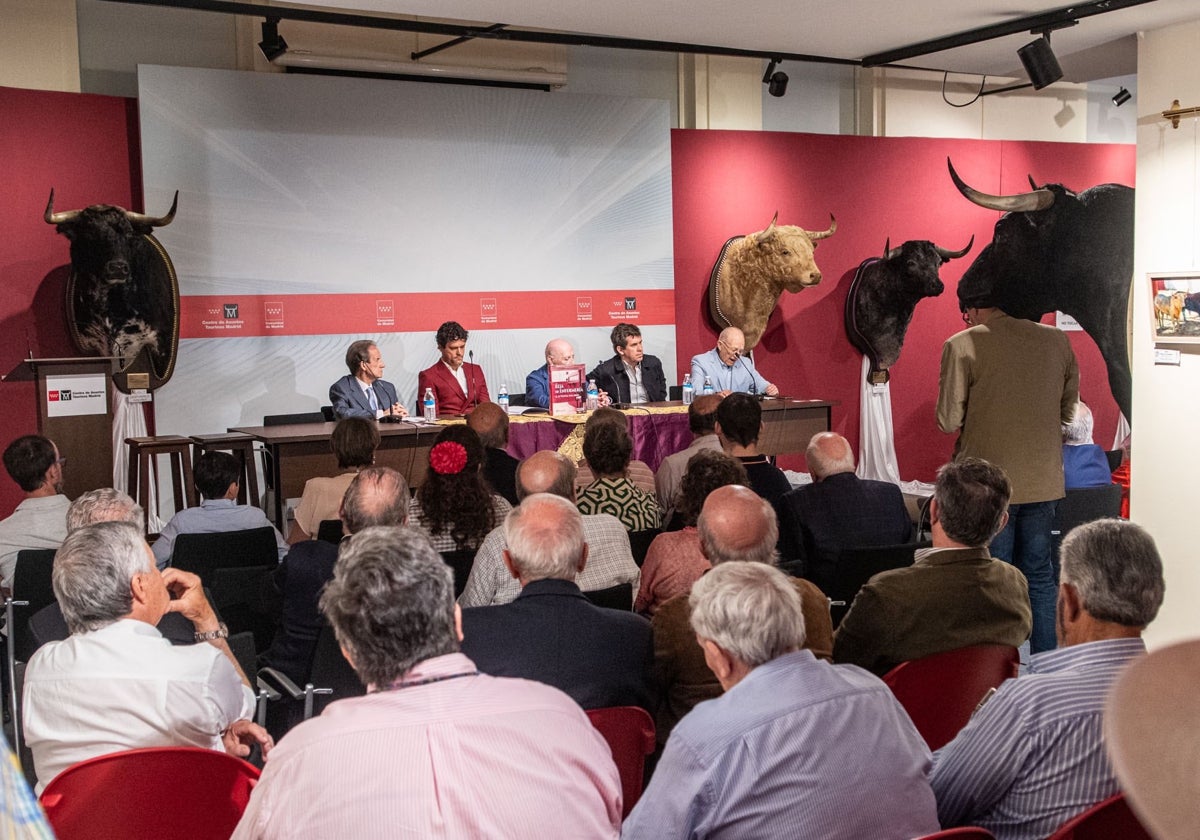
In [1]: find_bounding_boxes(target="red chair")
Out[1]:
[882,644,1019,751]
[1046,792,1152,840]
[586,706,655,818]
[916,829,996,839]
[40,746,260,840]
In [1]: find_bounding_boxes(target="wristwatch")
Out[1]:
[194,622,229,643]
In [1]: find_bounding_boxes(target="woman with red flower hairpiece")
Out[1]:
[409,425,512,553]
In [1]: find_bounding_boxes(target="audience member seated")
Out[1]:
[625,561,939,839]
[931,518,1165,840]
[0,434,69,592]
[151,451,287,569]
[328,339,406,420]
[654,394,724,523]
[834,457,1032,676]
[408,425,511,553]
[689,326,779,397]
[23,521,271,792]
[459,451,639,607]
[653,486,832,749]
[261,467,408,685]
[467,402,519,506]
[417,320,489,416]
[575,407,656,495]
[576,417,660,532]
[525,337,577,410]
[461,494,653,711]
[635,450,747,618]
[1062,401,1115,489]
[232,526,621,839]
[715,393,791,508]
[778,432,913,589]
[287,417,379,543]
[66,487,143,533]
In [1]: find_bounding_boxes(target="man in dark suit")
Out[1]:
[460,492,654,712]
[587,323,667,405]
[778,432,913,591]
[260,466,409,684]
[329,340,406,420]
[417,320,489,416]
[468,401,519,506]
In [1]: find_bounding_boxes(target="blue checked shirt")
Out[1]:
[931,637,1146,840]
[1,733,54,839]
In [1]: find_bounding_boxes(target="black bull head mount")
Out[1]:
[45,190,181,391]
[947,159,1134,422]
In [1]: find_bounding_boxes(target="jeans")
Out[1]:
[989,500,1059,654]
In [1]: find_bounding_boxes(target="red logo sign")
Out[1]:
[480,297,498,324]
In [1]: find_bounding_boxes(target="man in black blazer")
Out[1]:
[778,432,913,592]
[586,323,667,405]
[460,493,654,712]
[329,339,406,420]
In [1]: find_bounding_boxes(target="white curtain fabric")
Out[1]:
[1112,412,1131,451]
[856,355,902,484]
[112,393,166,532]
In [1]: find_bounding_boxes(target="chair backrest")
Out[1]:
[308,622,365,715]
[1052,485,1123,539]
[883,644,1020,752]
[668,385,683,401]
[583,582,633,611]
[1046,792,1151,840]
[11,548,58,662]
[171,527,280,580]
[263,411,326,426]
[440,548,477,598]
[1104,449,1123,473]
[39,746,260,840]
[627,529,660,568]
[915,829,996,839]
[320,405,335,422]
[586,706,655,819]
[316,519,344,544]
[827,542,919,628]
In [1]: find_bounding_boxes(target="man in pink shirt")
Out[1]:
[233,525,621,840]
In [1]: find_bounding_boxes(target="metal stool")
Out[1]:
[125,436,197,535]
[190,433,261,508]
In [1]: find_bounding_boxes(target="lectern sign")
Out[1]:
[45,373,107,418]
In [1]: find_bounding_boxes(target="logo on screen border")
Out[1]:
[480,297,498,325]
[376,300,394,327]
[264,301,284,329]
[576,296,592,322]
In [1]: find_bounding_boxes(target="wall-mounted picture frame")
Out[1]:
[1149,272,1200,345]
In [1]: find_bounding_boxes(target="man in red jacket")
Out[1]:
[417,320,490,416]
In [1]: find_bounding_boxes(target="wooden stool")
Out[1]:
[190,433,260,508]
[125,436,198,534]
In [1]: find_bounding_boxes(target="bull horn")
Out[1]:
[883,238,902,260]
[43,189,82,226]
[935,235,975,261]
[1028,175,1041,191]
[947,158,1054,213]
[805,214,837,241]
[125,191,178,228]
[764,211,779,233]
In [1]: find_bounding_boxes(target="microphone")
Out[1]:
[737,353,761,398]
[467,349,477,407]
[599,360,628,410]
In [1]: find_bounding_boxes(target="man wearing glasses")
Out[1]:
[690,327,779,397]
[0,435,69,593]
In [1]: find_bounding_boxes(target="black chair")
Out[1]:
[1051,484,1124,581]
[316,519,344,544]
[440,549,477,599]
[627,529,660,568]
[320,405,335,422]
[308,622,364,716]
[172,528,280,648]
[584,582,633,611]
[668,385,683,401]
[1104,449,1123,472]
[506,394,527,408]
[263,411,326,427]
[827,542,922,628]
[11,549,58,663]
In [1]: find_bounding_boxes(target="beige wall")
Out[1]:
[1134,20,1200,648]
[1,0,80,92]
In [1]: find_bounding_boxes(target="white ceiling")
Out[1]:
[285,0,1200,81]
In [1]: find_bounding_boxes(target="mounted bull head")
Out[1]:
[45,189,181,390]
[708,211,837,349]
[947,159,1134,420]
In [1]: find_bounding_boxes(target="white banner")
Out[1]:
[45,373,107,418]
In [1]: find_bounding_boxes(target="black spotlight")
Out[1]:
[258,18,288,62]
[1017,35,1063,90]
[1113,87,1132,107]
[762,59,789,98]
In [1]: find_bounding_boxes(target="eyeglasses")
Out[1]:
[54,456,67,467]
[961,310,972,326]
[718,340,744,356]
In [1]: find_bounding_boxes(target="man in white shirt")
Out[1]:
[22,520,270,792]
[0,434,69,592]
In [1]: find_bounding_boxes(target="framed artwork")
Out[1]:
[1149,272,1200,345]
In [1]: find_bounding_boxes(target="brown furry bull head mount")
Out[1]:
[708,212,836,350]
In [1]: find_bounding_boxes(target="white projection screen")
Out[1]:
[137,65,675,435]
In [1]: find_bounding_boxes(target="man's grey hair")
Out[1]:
[806,433,855,481]
[1060,519,1165,627]
[67,488,143,533]
[320,526,458,688]
[689,561,806,667]
[53,521,153,635]
[341,466,409,534]
[503,494,584,582]
[697,493,779,566]
[1062,401,1096,445]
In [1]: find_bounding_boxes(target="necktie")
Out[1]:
[367,386,379,413]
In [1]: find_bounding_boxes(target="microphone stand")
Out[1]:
[736,353,764,400]
[467,349,477,408]
[599,359,628,410]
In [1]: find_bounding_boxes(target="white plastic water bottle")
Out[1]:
[585,379,599,411]
[423,387,437,421]
[682,374,694,405]
[702,376,714,396]
[498,383,510,412]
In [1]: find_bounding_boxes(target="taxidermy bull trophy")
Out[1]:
[844,236,973,385]
[44,189,181,392]
[708,212,837,349]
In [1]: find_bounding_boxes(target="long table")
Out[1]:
[232,398,833,529]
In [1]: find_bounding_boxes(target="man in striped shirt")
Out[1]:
[930,519,1165,840]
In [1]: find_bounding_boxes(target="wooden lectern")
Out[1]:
[3,357,119,499]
